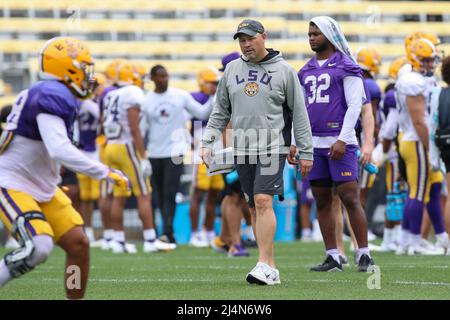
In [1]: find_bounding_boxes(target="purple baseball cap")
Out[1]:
[219,52,240,71]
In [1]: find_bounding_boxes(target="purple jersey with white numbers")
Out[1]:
[191,91,210,128]
[298,51,362,136]
[382,88,396,118]
[78,100,100,152]
[12,80,79,141]
[99,85,119,115]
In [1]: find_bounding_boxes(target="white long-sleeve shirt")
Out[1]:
[0,114,108,202]
[140,87,212,158]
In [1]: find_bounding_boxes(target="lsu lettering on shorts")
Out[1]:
[308,145,359,183]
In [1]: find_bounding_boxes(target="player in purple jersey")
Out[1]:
[298,17,374,272]
[0,37,129,299]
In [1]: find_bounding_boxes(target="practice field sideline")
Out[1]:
[0,242,449,300]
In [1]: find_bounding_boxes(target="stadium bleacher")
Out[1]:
[0,0,448,95]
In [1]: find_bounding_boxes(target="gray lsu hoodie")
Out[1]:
[201,49,313,160]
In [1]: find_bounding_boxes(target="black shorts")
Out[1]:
[60,168,78,186]
[234,154,287,208]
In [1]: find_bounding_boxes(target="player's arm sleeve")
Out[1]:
[37,113,109,180]
[184,91,213,120]
[287,68,313,160]
[382,108,399,140]
[339,76,365,144]
[201,74,231,149]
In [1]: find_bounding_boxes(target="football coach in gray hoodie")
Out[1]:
[200,19,313,285]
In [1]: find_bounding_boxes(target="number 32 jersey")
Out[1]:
[298,51,362,137]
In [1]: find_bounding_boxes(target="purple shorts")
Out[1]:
[308,145,359,183]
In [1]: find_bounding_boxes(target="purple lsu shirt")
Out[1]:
[298,51,362,137]
[12,80,79,141]
[382,88,396,118]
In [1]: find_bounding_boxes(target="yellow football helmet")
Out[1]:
[404,31,426,50]
[118,61,146,88]
[105,58,126,83]
[197,67,220,94]
[94,73,107,87]
[39,36,94,98]
[355,47,382,76]
[388,56,408,81]
[407,38,437,73]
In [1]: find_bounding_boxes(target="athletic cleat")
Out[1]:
[100,238,112,251]
[143,240,158,253]
[109,240,137,254]
[211,236,229,253]
[227,244,250,257]
[339,255,349,267]
[395,243,409,255]
[407,241,444,255]
[357,254,375,272]
[379,240,398,252]
[246,262,280,285]
[310,255,343,272]
[154,238,176,251]
[435,234,449,254]
[189,235,209,248]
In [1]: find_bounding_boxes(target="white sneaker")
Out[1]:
[100,239,111,251]
[435,234,449,252]
[300,235,314,243]
[395,243,409,255]
[189,235,209,248]
[379,240,398,252]
[109,240,137,254]
[4,237,20,250]
[90,239,104,248]
[246,262,281,286]
[407,241,444,256]
[143,241,158,253]
[154,239,176,251]
[367,230,377,242]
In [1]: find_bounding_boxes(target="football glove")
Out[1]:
[140,159,152,178]
[107,168,130,191]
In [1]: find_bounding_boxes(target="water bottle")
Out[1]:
[356,150,378,174]
[225,170,239,184]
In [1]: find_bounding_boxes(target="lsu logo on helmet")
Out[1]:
[407,38,437,73]
[39,36,94,98]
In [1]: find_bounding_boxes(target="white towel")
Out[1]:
[310,16,356,63]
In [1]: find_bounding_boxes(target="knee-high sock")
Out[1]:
[426,183,446,234]
[409,198,425,235]
[401,198,412,231]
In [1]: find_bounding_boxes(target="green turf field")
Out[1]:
[0,241,449,300]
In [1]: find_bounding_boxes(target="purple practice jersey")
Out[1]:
[10,80,79,141]
[364,78,382,125]
[298,51,362,137]
[78,100,100,152]
[382,88,396,118]
[190,91,210,128]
